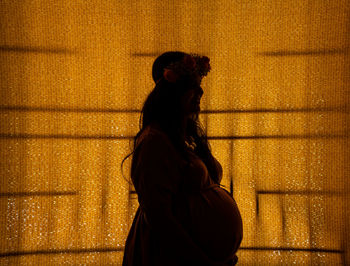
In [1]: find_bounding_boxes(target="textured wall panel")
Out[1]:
[0,0,349,265]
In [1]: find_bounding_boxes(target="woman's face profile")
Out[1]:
[181,81,204,115]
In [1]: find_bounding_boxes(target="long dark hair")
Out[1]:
[121,51,220,184]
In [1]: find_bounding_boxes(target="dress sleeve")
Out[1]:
[132,131,218,265]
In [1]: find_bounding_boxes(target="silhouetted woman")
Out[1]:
[122,51,242,266]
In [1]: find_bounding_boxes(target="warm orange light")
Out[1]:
[0,0,348,265]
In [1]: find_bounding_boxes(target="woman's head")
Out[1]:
[142,51,210,131]
[151,51,187,84]
[152,51,210,85]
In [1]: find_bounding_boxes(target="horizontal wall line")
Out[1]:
[0,45,77,54]
[0,246,341,258]
[257,48,348,56]
[0,105,346,114]
[0,106,140,113]
[207,134,347,140]
[0,247,124,258]
[0,134,347,140]
[0,134,130,140]
[201,107,348,114]
[256,190,344,196]
[132,189,346,196]
[239,246,343,253]
[132,52,159,57]
[0,191,78,198]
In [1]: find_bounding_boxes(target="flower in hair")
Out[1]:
[202,56,210,70]
[183,54,196,69]
[195,55,211,77]
[161,53,211,83]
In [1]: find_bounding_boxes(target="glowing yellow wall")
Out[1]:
[0,0,349,265]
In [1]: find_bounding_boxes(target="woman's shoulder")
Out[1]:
[135,124,184,165]
[136,123,171,147]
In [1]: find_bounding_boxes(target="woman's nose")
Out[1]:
[195,86,203,97]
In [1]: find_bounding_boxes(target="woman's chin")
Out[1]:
[184,105,200,117]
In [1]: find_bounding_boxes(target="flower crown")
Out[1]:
[161,54,211,83]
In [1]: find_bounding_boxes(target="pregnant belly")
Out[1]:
[188,187,243,261]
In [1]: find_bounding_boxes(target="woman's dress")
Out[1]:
[122,125,243,266]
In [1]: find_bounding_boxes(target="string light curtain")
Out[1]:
[0,0,349,265]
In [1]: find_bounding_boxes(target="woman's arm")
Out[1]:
[133,131,218,265]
